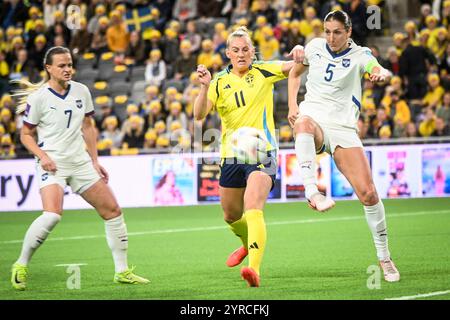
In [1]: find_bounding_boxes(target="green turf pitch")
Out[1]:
[0,198,449,300]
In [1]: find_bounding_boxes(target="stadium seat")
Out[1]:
[98,64,114,81]
[94,95,112,116]
[110,65,129,82]
[91,81,110,98]
[113,95,129,122]
[162,79,185,93]
[76,52,96,69]
[131,80,148,103]
[129,65,146,83]
[110,81,132,98]
[76,68,99,83]
[75,64,95,76]
[97,52,115,81]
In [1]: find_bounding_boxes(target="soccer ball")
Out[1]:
[230,127,268,164]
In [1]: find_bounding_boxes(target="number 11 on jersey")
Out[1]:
[234,90,246,108]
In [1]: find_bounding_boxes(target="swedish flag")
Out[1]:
[125,6,154,32]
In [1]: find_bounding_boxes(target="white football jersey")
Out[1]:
[23,80,95,163]
[300,38,376,130]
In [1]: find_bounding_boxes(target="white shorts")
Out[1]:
[316,123,363,155]
[36,159,101,194]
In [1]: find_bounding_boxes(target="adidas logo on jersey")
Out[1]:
[223,84,231,89]
[249,242,259,250]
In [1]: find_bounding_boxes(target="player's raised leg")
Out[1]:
[240,171,272,287]
[81,180,149,284]
[333,146,400,282]
[293,116,335,212]
[12,184,63,290]
[220,186,249,267]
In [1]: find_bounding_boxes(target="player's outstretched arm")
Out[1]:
[193,64,213,121]
[286,45,306,64]
[281,45,306,77]
[369,65,392,83]
[287,62,307,128]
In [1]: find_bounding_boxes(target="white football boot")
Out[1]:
[308,192,335,212]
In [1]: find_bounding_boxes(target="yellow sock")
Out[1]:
[229,215,248,249]
[245,209,266,275]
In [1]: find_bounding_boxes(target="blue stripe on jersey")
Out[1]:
[352,95,361,110]
[326,43,352,58]
[23,120,37,129]
[48,84,71,100]
[263,106,277,148]
[25,103,31,116]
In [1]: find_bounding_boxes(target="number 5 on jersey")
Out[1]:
[324,63,336,82]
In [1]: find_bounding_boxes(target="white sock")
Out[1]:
[364,200,391,261]
[16,211,61,265]
[295,133,319,199]
[104,214,129,273]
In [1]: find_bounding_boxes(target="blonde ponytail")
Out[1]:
[11,76,48,114]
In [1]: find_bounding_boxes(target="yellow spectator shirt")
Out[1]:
[197,52,214,69]
[422,86,445,108]
[106,23,129,53]
[259,38,280,60]
[299,20,313,37]
[0,61,9,77]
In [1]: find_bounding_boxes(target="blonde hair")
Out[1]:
[226,26,254,49]
[12,46,71,114]
[11,77,47,114]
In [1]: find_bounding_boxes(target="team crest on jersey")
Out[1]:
[245,74,254,87]
[342,59,351,68]
[76,99,83,109]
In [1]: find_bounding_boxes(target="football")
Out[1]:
[230,126,268,164]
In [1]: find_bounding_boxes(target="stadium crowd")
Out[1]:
[0,0,449,159]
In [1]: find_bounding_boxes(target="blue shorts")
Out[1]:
[219,151,277,190]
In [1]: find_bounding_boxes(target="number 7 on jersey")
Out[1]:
[64,110,72,128]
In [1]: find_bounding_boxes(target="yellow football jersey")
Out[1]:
[207,60,286,158]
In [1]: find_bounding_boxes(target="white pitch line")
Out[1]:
[385,290,450,300]
[55,263,88,267]
[1,209,449,245]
